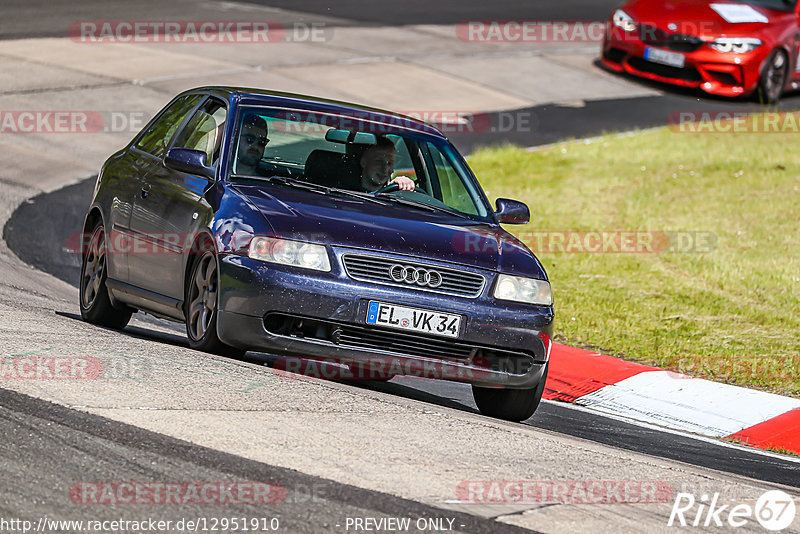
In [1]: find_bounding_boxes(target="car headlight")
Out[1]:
[710,37,762,53]
[493,274,552,306]
[248,236,331,272]
[612,9,637,32]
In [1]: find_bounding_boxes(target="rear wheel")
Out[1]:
[757,49,787,105]
[185,250,244,357]
[472,363,548,422]
[79,222,132,329]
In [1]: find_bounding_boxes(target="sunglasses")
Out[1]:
[244,134,269,146]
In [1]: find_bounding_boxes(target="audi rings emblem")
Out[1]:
[388,264,443,288]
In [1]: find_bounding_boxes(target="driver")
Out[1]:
[235,113,269,176]
[358,136,415,193]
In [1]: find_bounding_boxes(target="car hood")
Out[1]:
[624,0,792,38]
[232,183,547,279]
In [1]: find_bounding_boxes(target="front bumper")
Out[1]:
[215,251,554,389]
[602,28,768,97]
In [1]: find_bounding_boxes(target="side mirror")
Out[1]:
[494,198,530,224]
[164,147,215,179]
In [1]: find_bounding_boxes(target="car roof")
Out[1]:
[180,86,446,138]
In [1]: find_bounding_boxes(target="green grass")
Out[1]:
[468,128,800,397]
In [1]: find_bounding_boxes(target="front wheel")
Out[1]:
[79,222,132,329]
[757,49,787,105]
[472,363,548,422]
[185,250,244,357]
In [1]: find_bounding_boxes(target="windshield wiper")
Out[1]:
[329,188,396,205]
[230,174,390,205]
[231,174,334,193]
[372,193,464,217]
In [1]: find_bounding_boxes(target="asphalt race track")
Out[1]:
[235,0,625,26]
[0,387,529,534]
[5,178,800,490]
[4,0,800,150]
[0,0,623,38]
[448,91,800,153]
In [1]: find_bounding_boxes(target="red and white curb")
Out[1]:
[545,343,800,456]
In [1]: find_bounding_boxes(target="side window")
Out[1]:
[134,95,201,158]
[427,143,480,216]
[172,99,228,167]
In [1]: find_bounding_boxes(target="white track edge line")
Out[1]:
[541,399,800,465]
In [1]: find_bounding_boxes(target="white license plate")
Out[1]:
[644,47,685,68]
[365,301,461,338]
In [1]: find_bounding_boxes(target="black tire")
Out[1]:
[472,363,549,422]
[79,222,132,329]
[757,49,788,105]
[185,249,244,357]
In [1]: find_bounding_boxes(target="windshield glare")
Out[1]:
[230,107,492,220]
[738,0,797,11]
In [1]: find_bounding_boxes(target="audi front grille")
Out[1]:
[263,313,537,374]
[341,254,486,298]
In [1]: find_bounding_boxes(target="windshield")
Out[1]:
[229,106,493,221]
[738,0,797,12]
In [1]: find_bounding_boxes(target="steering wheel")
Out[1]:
[374,182,401,194]
[374,182,426,194]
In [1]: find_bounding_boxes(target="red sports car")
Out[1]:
[602,0,800,102]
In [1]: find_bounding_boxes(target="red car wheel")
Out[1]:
[757,48,788,104]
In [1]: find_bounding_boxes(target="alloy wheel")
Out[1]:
[81,227,106,309]
[763,51,787,103]
[187,252,217,341]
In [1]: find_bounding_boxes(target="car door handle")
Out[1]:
[141,183,151,199]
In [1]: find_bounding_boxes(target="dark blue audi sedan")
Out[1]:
[79,87,554,421]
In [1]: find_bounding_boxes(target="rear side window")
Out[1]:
[134,95,201,158]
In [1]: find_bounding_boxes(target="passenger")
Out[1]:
[358,137,415,193]
[235,114,269,176]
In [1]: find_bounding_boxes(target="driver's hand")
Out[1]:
[390,175,415,191]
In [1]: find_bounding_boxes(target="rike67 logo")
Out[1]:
[668,490,796,531]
